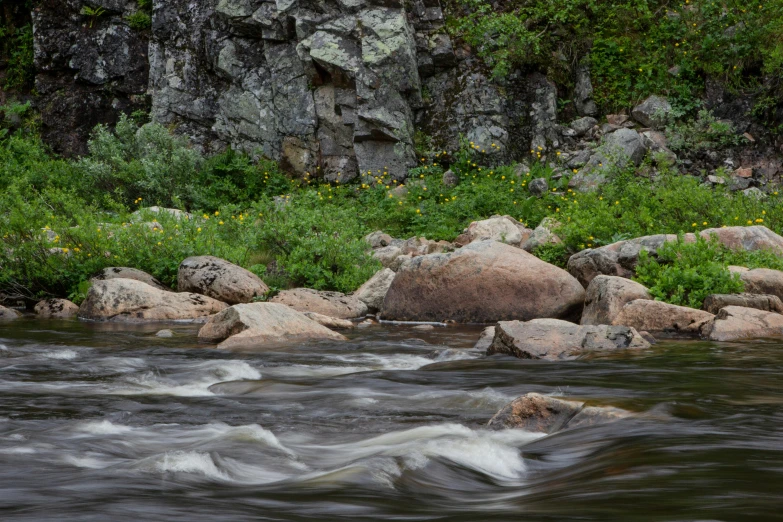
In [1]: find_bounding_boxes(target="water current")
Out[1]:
[1,318,782,521]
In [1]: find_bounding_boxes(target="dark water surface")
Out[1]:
[1,318,782,521]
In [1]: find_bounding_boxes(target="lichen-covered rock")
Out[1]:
[0,305,22,320]
[79,279,228,322]
[570,129,647,190]
[701,306,783,341]
[632,95,672,128]
[91,267,170,291]
[271,288,368,319]
[581,276,652,325]
[487,319,649,360]
[178,256,269,305]
[382,241,585,323]
[612,300,714,336]
[703,293,783,315]
[355,268,396,313]
[487,393,631,433]
[34,298,80,319]
[198,303,346,349]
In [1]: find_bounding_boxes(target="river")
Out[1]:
[1,318,782,521]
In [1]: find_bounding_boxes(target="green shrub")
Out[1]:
[126,11,151,30]
[665,110,743,152]
[1,23,34,90]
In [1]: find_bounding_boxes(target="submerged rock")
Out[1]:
[78,279,228,322]
[487,319,649,360]
[155,329,174,338]
[178,256,269,305]
[271,288,368,319]
[381,241,585,323]
[34,298,79,319]
[701,305,783,342]
[487,393,631,433]
[198,303,346,349]
[581,276,652,325]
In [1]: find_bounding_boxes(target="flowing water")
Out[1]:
[1,318,782,521]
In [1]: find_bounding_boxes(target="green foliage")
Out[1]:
[126,11,151,30]
[448,0,783,111]
[1,23,34,90]
[80,6,107,28]
[665,110,744,152]
[532,243,569,268]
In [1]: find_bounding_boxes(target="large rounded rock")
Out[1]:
[381,241,585,323]
[738,268,783,302]
[0,305,21,320]
[701,306,783,341]
[612,300,714,336]
[198,303,346,349]
[632,95,672,128]
[91,267,169,291]
[34,298,79,319]
[581,276,652,325]
[270,288,368,319]
[178,256,269,305]
[79,279,228,322]
[454,216,532,248]
[354,268,396,313]
[487,319,649,360]
[487,393,631,433]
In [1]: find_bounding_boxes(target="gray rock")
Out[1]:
[528,177,549,197]
[34,298,80,319]
[581,276,652,325]
[178,256,269,305]
[355,268,397,313]
[91,267,169,291]
[0,305,22,320]
[473,326,495,351]
[521,217,562,252]
[570,117,598,136]
[442,169,458,187]
[632,95,672,128]
[156,329,174,338]
[574,64,598,117]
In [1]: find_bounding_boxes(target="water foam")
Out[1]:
[42,349,79,360]
[111,360,261,396]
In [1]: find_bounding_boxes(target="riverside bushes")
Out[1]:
[3,117,783,305]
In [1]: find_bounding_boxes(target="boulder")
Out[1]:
[355,268,396,313]
[570,117,598,137]
[738,268,783,302]
[302,311,355,330]
[364,231,395,249]
[198,303,346,349]
[701,306,783,341]
[703,293,783,315]
[79,279,228,322]
[631,95,672,128]
[473,326,496,351]
[528,177,549,197]
[178,256,269,305]
[442,169,458,187]
[34,298,79,319]
[574,64,598,117]
[0,305,21,320]
[521,217,562,252]
[156,329,174,338]
[381,241,585,323]
[487,319,650,360]
[487,393,630,433]
[600,128,647,165]
[581,276,652,325]
[270,288,368,319]
[91,267,170,291]
[612,300,714,336]
[454,216,532,247]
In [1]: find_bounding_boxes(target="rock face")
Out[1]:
[568,227,783,287]
[0,305,22,320]
[34,298,80,319]
[79,279,228,322]
[487,319,650,360]
[91,267,170,291]
[270,288,368,319]
[487,393,630,433]
[178,256,269,305]
[612,300,714,336]
[701,306,783,341]
[703,293,783,315]
[354,268,396,313]
[198,303,346,348]
[382,241,585,323]
[581,276,652,325]
[738,268,783,302]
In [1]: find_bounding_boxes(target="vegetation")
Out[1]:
[0,21,34,90]
[448,0,783,113]
[2,110,783,306]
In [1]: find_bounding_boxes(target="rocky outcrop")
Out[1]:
[381,240,585,323]
[581,276,652,325]
[701,305,783,341]
[198,302,346,348]
[487,393,631,433]
[487,319,650,360]
[612,300,714,336]
[91,267,170,291]
[177,256,269,305]
[702,293,783,315]
[79,278,228,322]
[568,226,783,287]
[270,288,368,319]
[354,268,396,313]
[34,298,79,319]
[0,305,22,320]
